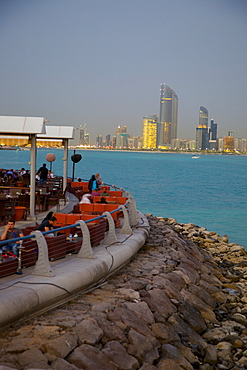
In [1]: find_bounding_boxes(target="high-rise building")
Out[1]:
[84,132,89,146]
[217,137,224,151]
[116,133,128,149]
[199,106,208,127]
[112,136,116,148]
[142,115,158,149]
[79,124,89,146]
[196,106,208,150]
[196,127,204,150]
[158,84,178,147]
[121,125,127,133]
[128,137,139,149]
[210,119,217,140]
[228,130,234,137]
[115,126,121,135]
[235,138,247,152]
[224,136,234,151]
[96,135,103,147]
[240,138,247,152]
[105,134,111,147]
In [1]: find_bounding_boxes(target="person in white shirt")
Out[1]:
[79,193,92,204]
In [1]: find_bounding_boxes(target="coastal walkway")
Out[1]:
[0,188,149,329]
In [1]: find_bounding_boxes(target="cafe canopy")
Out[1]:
[0,116,75,219]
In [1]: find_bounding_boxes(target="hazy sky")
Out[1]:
[0,0,246,144]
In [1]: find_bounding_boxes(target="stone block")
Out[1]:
[75,317,103,345]
[161,344,193,370]
[102,341,139,370]
[42,333,78,362]
[67,344,118,370]
[17,348,49,369]
[127,329,160,365]
[140,289,176,320]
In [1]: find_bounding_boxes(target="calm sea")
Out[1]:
[1,148,246,249]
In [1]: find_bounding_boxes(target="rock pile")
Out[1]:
[0,215,247,369]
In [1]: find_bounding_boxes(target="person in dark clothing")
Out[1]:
[88,175,98,192]
[37,163,48,185]
[1,220,24,256]
[41,211,54,223]
[37,216,57,232]
[96,197,108,204]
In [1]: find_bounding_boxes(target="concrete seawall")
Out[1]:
[0,215,246,369]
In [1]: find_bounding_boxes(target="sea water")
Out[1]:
[1,148,246,249]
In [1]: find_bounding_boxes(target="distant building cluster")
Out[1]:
[84,82,246,152]
[141,86,246,153]
[193,107,246,153]
[94,125,142,150]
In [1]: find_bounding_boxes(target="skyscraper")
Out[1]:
[79,124,89,146]
[196,106,208,150]
[116,133,128,149]
[210,119,217,140]
[158,84,178,147]
[208,119,217,150]
[199,106,208,127]
[105,134,111,146]
[142,115,158,149]
[96,135,103,147]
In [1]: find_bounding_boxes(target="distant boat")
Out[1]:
[192,155,200,159]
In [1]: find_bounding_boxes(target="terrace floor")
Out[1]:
[0,191,78,234]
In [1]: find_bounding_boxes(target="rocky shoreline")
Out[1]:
[0,214,247,369]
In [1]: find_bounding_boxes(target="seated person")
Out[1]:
[1,220,24,256]
[41,211,54,223]
[96,196,108,204]
[37,216,57,232]
[101,188,110,196]
[47,171,54,179]
[91,189,100,197]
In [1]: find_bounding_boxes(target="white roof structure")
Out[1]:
[37,125,75,139]
[0,116,46,134]
[0,116,75,218]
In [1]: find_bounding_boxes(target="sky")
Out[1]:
[0,0,246,145]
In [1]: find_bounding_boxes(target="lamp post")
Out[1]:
[71,150,82,181]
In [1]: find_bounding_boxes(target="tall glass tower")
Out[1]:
[199,106,208,127]
[158,84,178,147]
[196,106,209,150]
[210,119,217,140]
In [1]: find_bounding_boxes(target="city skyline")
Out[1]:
[91,93,244,150]
[0,0,246,143]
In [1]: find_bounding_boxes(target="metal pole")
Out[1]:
[72,149,75,182]
[16,242,23,275]
[63,139,68,193]
[30,134,36,219]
